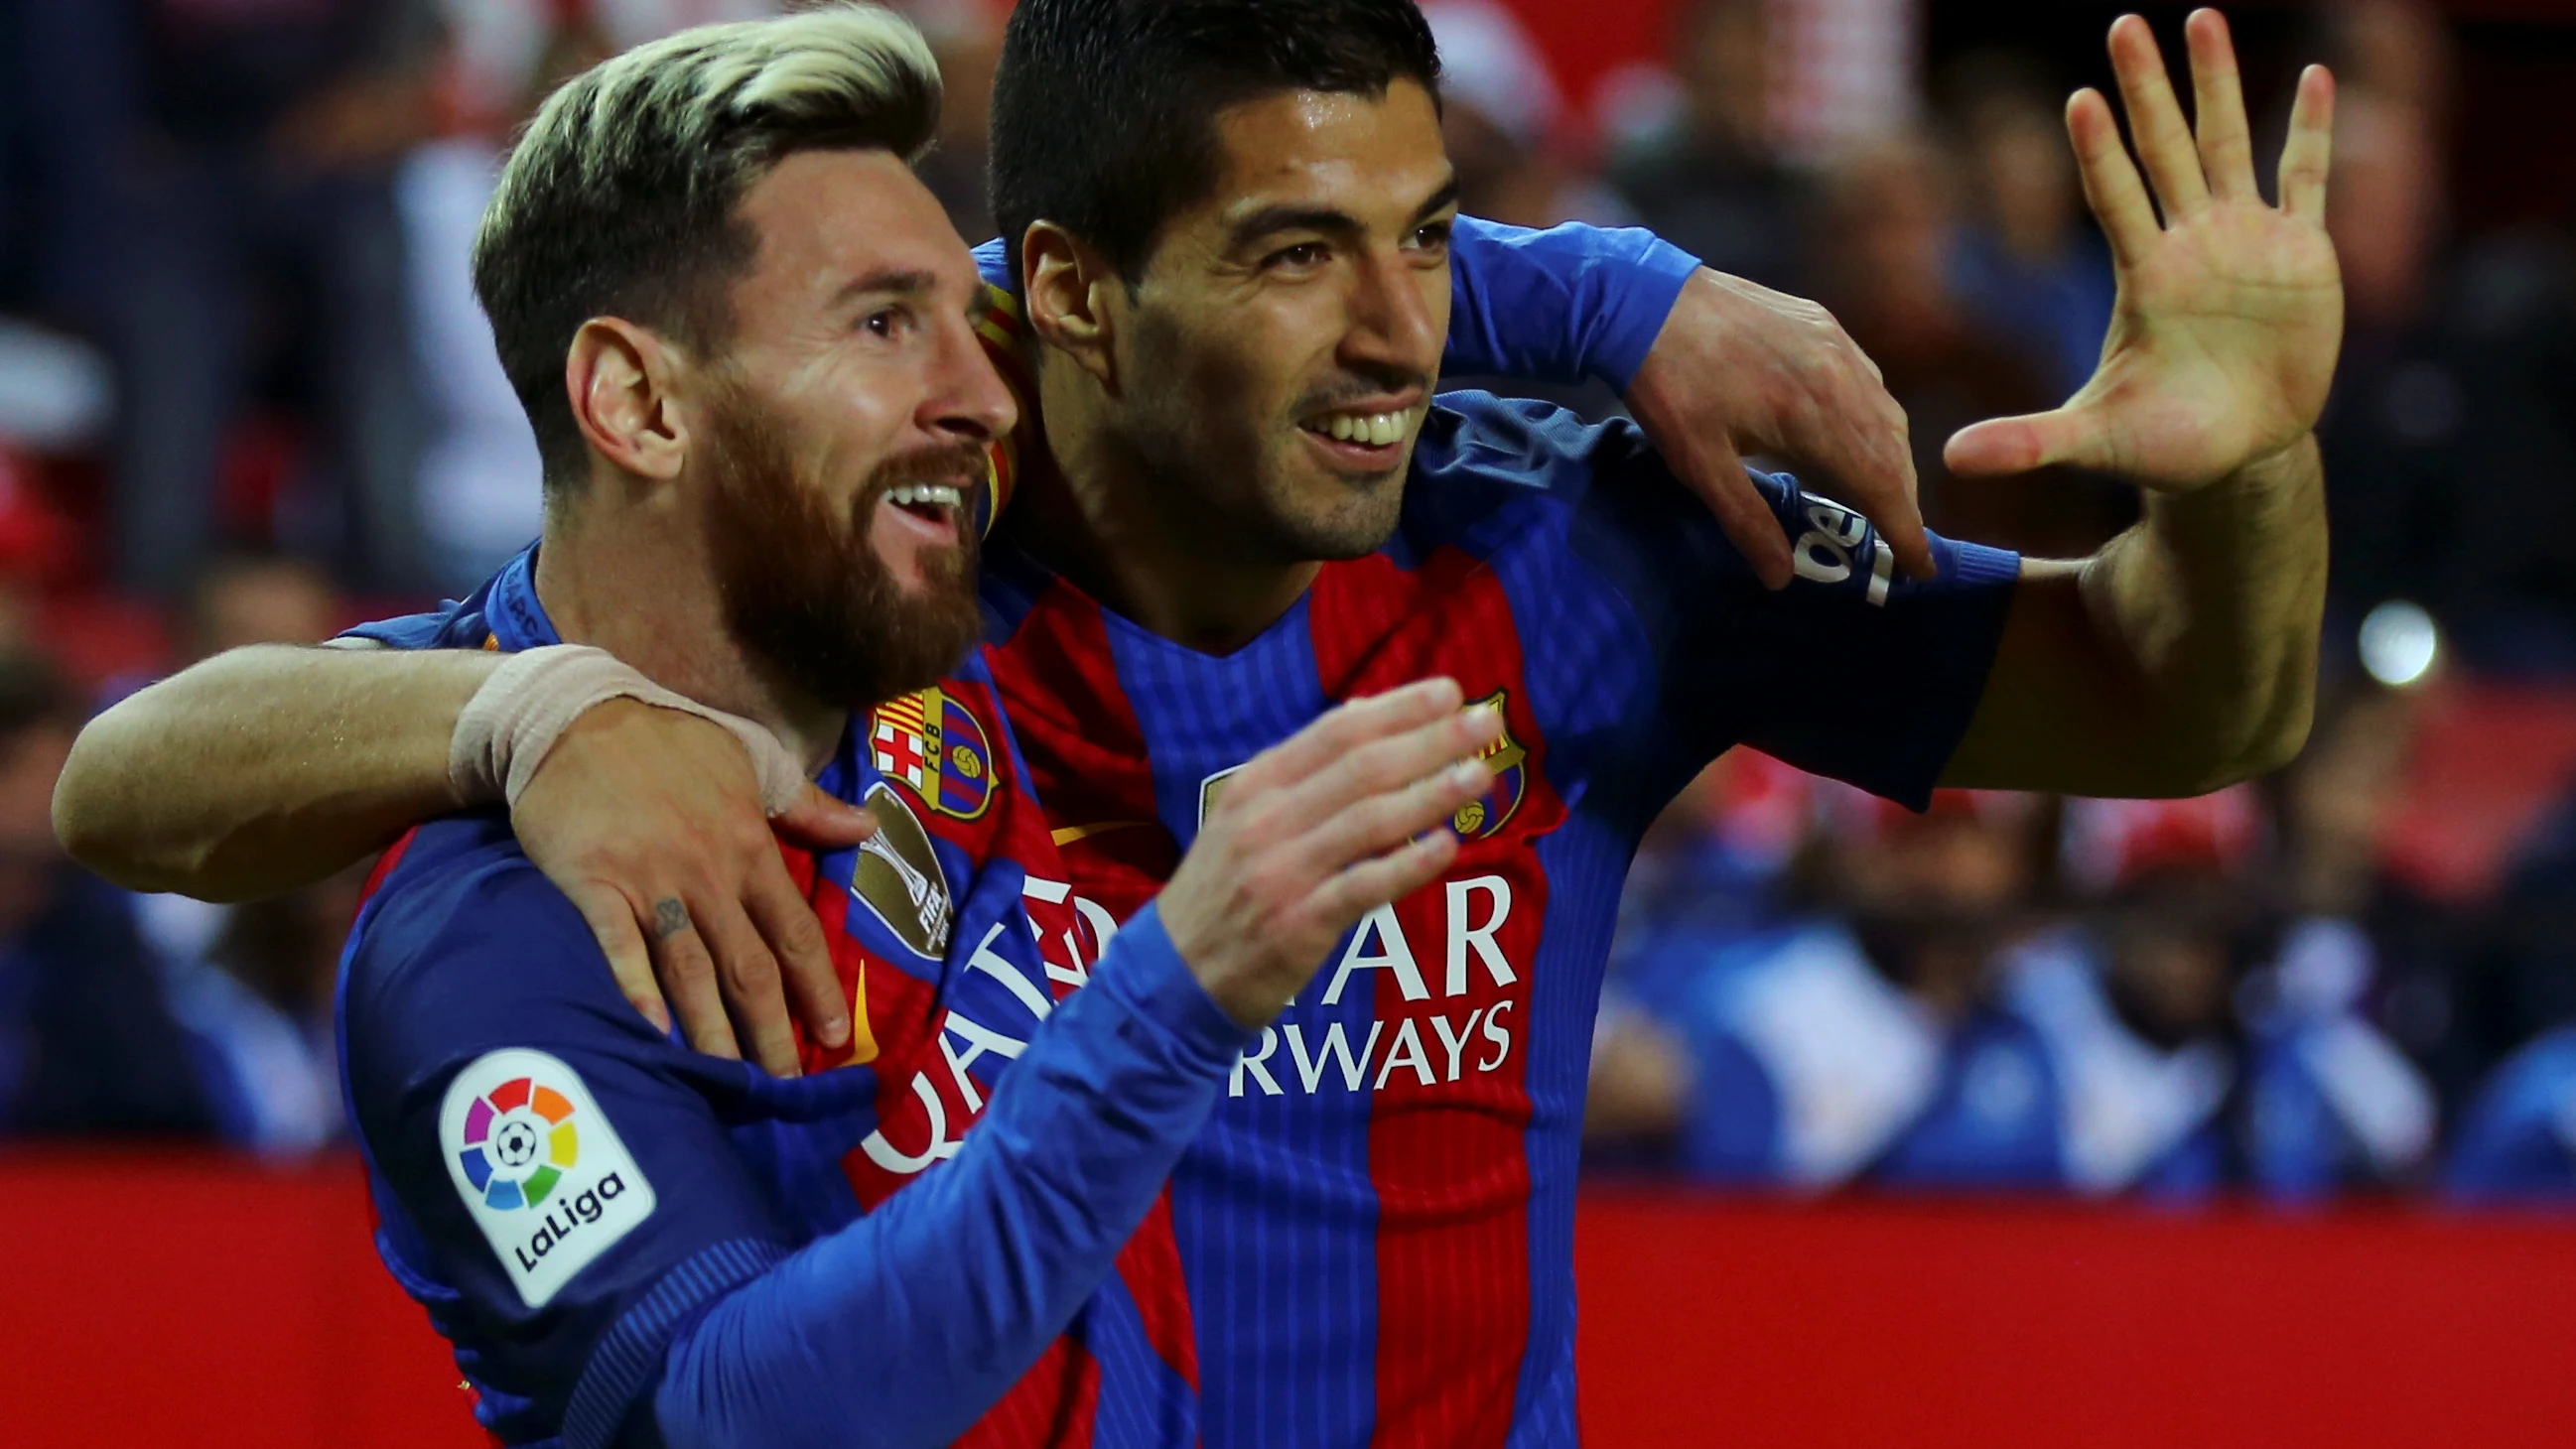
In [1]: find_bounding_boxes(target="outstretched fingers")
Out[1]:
[2278,64,2337,224]
[2184,9,2258,201]
[2067,87,2161,263]
[2106,13,2212,222]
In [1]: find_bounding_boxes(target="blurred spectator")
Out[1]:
[1593,791,2056,1192]
[157,863,368,1154]
[2314,0,2576,669]
[16,0,448,595]
[2446,1023,2576,1203]
[111,552,352,1152]
[1423,0,1628,232]
[182,551,338,662]
[1814,136,2130,558]
[906,0,1004,243]
[0,652,225,1138]
[1939,53,2115,401]
[1608,0,1815,295]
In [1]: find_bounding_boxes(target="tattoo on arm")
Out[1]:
[654,897,693,940]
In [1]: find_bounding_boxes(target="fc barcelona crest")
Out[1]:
[869,686,997,821]
[1451,691,1527,841]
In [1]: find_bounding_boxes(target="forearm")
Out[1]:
[54,644,490,898]
[2087,434,2328,789]
[653,904,1245,1449]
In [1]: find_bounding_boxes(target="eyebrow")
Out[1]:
[828,267,941,308]
[1224,175,1464,250]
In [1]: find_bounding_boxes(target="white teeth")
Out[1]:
[887,483,964,510]
[1316,410,1411,447]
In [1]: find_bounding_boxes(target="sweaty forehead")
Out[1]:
[732,149,974,305]
[1203,81,1451,227]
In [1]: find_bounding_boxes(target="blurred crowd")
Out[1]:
[0,0,2573,1202]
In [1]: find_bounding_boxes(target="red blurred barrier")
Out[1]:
[5,1151,2574,1447]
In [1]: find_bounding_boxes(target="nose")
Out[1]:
[1340,244,1445,385]
[922,311,1019,446]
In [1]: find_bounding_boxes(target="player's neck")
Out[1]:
[531,496,845,773]
[1017,364,1321,656]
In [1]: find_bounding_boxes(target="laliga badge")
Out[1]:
[441,1048,656,1309]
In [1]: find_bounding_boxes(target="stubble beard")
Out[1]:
[701,386,987,716]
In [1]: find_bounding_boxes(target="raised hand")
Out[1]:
[1945,10,2342,492]
[1157,679,1501,1029]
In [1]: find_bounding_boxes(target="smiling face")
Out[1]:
[1103,79,1455,564]
[693,148,1016,710]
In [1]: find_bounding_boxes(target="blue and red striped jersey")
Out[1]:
[970,250,2022,1439]
[338,550,1249,1448]
[338,217,2014,1449]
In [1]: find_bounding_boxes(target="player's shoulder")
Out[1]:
[1409,389,1644,501]
[1397,389,1788,588]
[340,814,628,1089]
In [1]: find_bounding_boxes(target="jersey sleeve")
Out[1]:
[336,607,466,649]
[342,841,801,1448]
[1444,216,1701,390]
[1549,406,2020,811]
[652,900,1253,1449]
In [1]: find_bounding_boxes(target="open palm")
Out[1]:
[1947,10,2342,493]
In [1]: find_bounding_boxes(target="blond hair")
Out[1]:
[474,5,943,487]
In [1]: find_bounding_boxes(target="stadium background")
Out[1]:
[4,0,2575,1443]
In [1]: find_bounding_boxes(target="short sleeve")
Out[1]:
[1445,216,1701,389]
[1559,414,2019,810]
[343,830,799,1447]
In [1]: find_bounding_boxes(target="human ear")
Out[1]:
[1020,220,1121,388]
[565,317,690,482]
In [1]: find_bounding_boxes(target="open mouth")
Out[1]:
[1298,404,1423,463]
[881,481,969,538]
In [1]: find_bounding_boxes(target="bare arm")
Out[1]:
[1938,11,2340,797]
[52,641,873,1076]
[1946,437,2325,796]
[56,643,492,899]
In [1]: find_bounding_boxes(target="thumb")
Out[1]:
[773,784,879,848]
[1944,407,2093,478]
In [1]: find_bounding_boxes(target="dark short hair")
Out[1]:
[474,6,943,492]
[991,0,1443,287]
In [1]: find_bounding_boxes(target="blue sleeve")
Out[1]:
[969,221,1701,392]
[653,901,1248,1449]
[338,607,464,649]
[1554,408,2019,811]
[344,837,806,1449]
[1401,396,2015,820]
[1444,216,1700,390]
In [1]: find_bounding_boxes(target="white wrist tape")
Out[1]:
[449,644,811,816]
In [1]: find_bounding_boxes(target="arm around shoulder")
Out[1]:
[53,643,493,898]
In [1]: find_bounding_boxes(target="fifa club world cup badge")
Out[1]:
[440,1048,656,1308]
[870,686,997,822]
[847,781,955,962]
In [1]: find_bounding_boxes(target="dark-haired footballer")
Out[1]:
[955,2,2337,1443]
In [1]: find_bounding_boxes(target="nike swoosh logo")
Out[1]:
[1051,821,1154,847]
